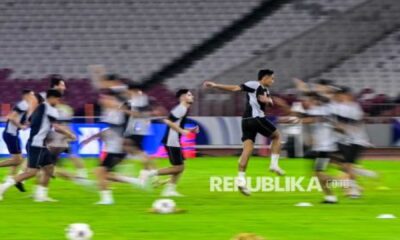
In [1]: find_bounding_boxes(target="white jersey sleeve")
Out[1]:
[46,104,59,122]
[240,81,259,93]
[15,100,29,112]
[347,103,363,120]
[170,104,187,120]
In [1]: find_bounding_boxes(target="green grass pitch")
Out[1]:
[0,157,399,240]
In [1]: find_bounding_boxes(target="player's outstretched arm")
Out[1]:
[272,96,293,113]
[203,81,241,92]
[257,94,274,106]
[163,119,198,135]
[300,116,318,124]
[122,109,140,117]
[163,119,188,135]
[293,78,310,93]
[53,123,76,141]
[80,129,109,146]
[6,111,28,129]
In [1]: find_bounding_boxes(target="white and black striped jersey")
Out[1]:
[162,104,188,147]
[100,91,130,153]
[306,104,338,152]
[100,91,130,134]
[46,104,74,148]
[100,106,127,154]
[125,94,151,136]
[103,127,125,154]
[101,107,127,128]
[28,102,59,148]
[330,102,370,146]
[240,81,270,118]
[4,100,29,136]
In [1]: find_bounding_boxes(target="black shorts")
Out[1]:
[3,132,22,154]
[47,146,68,165]
[125,135,145,151]
[313,151,342,171]
[165,146,185,166]
[304,150,318,159]
[314,151,332,171]
[63,147,71,154]
[241,117,277,142]
[101,153,126,171]
[27,146,52,169]
[338,143,364,164]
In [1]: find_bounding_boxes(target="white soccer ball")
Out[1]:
[65,223,93,240]
[152,199,176,214]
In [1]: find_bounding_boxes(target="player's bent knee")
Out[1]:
[15,158,23,165]
[13,154,24,163]
[174,165,185,173]
[43,165,55,176]
[26,168,39,177]
[94,167,107,176]
[271,130,281,140]
[9,159,21,166]
[242,141,254,153]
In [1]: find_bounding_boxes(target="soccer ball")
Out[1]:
[65,223,93,240]
[152,199,176,214]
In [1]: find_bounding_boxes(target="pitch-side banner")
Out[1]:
[392,118,400,147]
[1,117,395,157]
[0,123,196,158]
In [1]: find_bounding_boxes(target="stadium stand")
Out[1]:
[189,0,400,116]
[316,29,400,98]
[165,0,369,90]
[213,0,400,91]
[0,0,262,79]
[0,75,98,112]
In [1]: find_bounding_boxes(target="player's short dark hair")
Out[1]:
[35,93,45,104]
[317,79,333,86]
[104,73,120,82]
[335,86,352,94]
[304,91,320,99]
[304,91,330,103]
[49,74,64,88]
[22,89,33,95]
[258,69,274,80]
[100,88,115,96]
[128,82,143,90]
[46,89,62,99]
[176,89,190,99]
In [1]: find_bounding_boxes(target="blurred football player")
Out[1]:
[204,69,284,196]
[141,89,198,197]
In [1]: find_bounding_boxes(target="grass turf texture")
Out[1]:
[0,157,399,240]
